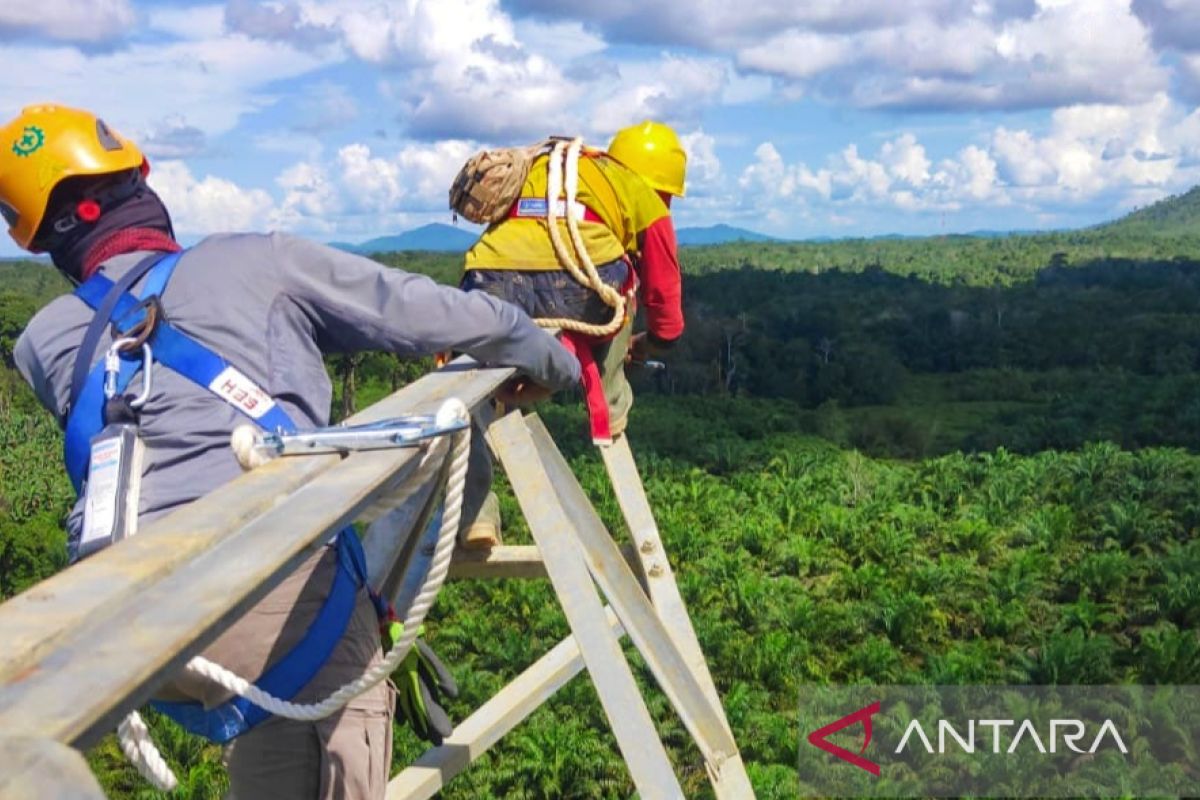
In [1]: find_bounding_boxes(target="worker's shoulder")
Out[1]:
[594,158,669,223]
[182,232,359,287]
[593,154,662,195]
[21,292,76,333]
[15,290,80,368]
[185,231,312,258]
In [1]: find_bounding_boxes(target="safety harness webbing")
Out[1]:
[152,530,368,743]
[64,252,365,743]
[65,252,296,492]
[559,330,612,444]
[68,251,166,412]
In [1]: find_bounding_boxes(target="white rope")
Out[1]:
[358,429,451,528]
[118,397,471,791]
[538,138,630,338]
[118,711,178,791]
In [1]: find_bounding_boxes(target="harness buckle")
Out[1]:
[110,294,163,352]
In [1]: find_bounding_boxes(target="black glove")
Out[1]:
[386,624,459,745]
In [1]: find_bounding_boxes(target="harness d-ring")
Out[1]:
[111,294,162,353]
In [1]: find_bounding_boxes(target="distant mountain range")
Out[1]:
[330,222,779,253]
[330,223,479,253]
[323,189,1200,256]
[675,224,778,246]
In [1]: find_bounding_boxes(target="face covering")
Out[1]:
[46,183,178,282]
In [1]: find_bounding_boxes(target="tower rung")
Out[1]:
[386,609,624,800]
[448,544,643,580]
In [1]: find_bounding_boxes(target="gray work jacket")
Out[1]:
[15,232,580,557]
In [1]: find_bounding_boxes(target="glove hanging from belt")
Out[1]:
[384,622,458,745]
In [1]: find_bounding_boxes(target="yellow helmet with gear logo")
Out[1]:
[607,120,687,197]
[0,104,144,250]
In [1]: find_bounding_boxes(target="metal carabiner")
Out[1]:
[103,337,154,409]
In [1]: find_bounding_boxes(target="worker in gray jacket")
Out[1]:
[2,103,579,798]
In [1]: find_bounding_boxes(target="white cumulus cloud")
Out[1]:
[507,0,969,50]
[680,130,722,191]
[1131,0,1200,53]
[734,95,1200,229]
[880,134,932,188]
[735,0,1167,112]
[149,161,276,234]
[268,138,478,234]
[588,57,729,135]
[737,32,853,81]
[0,36,335,143]
[234,0,579,141]
[508,0,1173,115]
[0,0,135,43]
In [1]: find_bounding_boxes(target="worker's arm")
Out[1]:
[272,234,580,392]
[13,331,58,418]
[636,214,684,348]
[13,298,82,424]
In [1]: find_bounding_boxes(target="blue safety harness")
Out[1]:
[64,250,376,743]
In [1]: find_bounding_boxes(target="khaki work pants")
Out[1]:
[158,545,394,800]
[461,318,634,534]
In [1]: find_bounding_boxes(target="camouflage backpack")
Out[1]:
[448,139,551,224]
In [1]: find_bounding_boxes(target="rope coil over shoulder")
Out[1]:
[536,137,633,340]
[537,138,637,445]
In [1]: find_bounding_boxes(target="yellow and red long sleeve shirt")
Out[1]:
[464,148,684,344]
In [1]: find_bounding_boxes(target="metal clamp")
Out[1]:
[257,414,470,458]
[104,337,153,409]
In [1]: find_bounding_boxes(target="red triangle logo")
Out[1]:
[806,701,882,776]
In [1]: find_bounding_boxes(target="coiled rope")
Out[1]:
[119,398,472,790]
[536,137,633,339]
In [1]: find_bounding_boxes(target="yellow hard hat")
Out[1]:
[607,120,687,197]
[0,104,144,250]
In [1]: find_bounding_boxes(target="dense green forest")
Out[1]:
[2,193,1200,797]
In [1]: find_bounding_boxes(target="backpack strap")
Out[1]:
[558,331,612,446]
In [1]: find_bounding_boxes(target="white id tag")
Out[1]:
[79,423,144,560]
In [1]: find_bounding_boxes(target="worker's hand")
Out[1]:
[626,332,662,365]
[388,626,458,745]
[496,377,554,407]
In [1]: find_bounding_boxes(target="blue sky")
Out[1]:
[2,0,1200,254]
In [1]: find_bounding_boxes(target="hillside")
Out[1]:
[334,223,479,253]
[331,221,779,254]
[1096,185,1200,237]
[677,224,777,246]
[316,185,1200,263]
